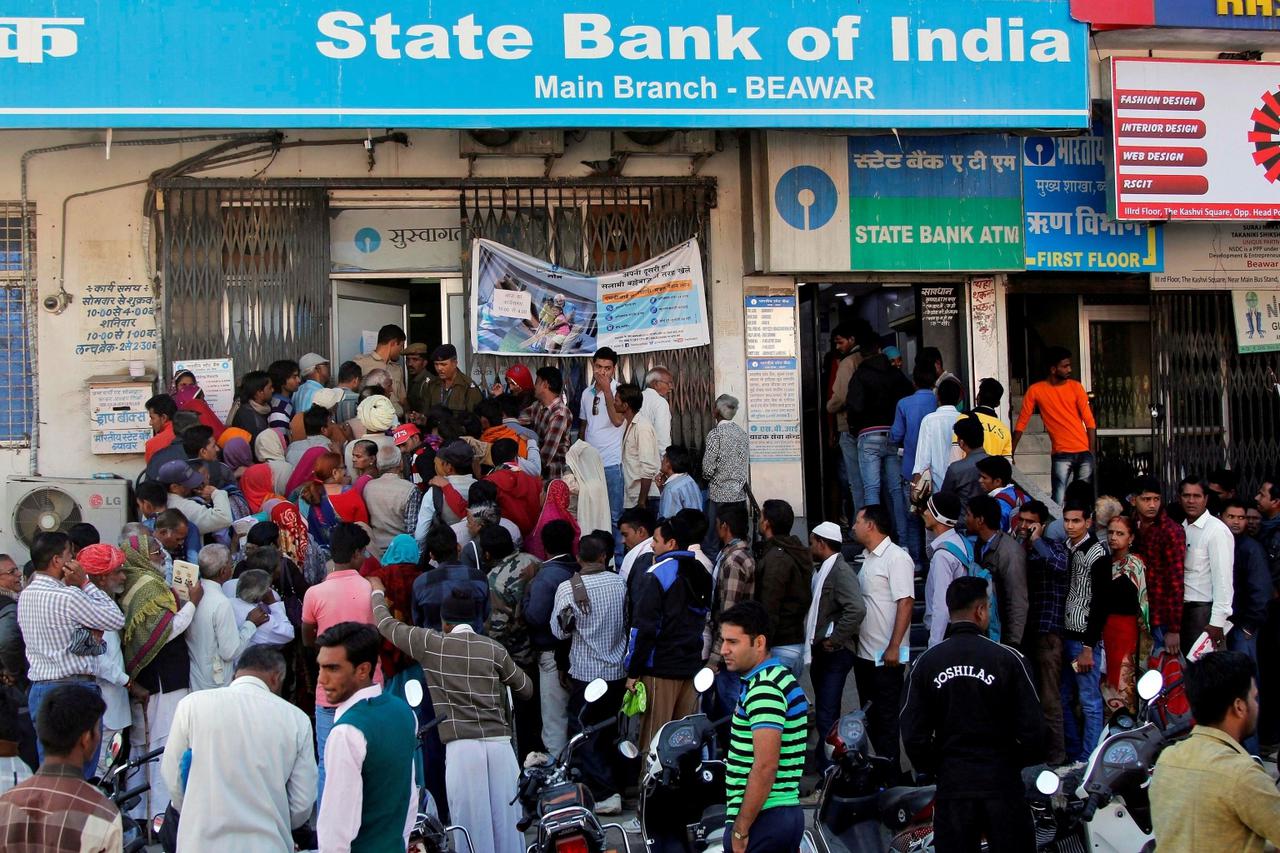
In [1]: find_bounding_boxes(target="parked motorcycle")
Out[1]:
[1028,669,1193,853]
[404,679,475,853]
[515,677,631,853]
[620,667,727,853]
[801,709,937,853]
[96,732,162,853]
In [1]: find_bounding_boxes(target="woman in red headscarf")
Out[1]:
[527,479,580,560]
[240,464,281,515]
[172,370,226,439]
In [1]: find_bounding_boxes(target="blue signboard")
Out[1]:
[0,1,1089,128]
[1022,132,1163,271]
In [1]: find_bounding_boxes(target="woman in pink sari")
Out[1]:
[527,480,580,560]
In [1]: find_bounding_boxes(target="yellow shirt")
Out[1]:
[974,409,1013,457]
[1150,726,1280,853]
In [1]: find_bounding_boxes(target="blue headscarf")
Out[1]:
[382,534,420,567]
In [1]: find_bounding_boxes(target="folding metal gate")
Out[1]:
[1153,291,1280,487]
[156,185,330,373]
[461,181,718,454]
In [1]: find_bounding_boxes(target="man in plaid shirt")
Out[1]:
[1017,501,1070,765]
[708,504,757,720]
[528,366,573,480]
[1132,475,1186,656]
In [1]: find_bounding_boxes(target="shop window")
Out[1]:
[0,204,32,445]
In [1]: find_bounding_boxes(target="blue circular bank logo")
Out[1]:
[1023,137,1056,167]
[354,228,381,253]
[775,165,837,231]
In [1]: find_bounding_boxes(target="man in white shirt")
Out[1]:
[228,569,296,648]
[619,507,656,583]
[580,347,627,534]
[922,493,971,648]
[852,504,915,778]
[912,379,964,491]
[157,460,233,535]
[1179,476,1235,655]
[162,645,317,853]
[639,367,674,454]
[615,383,660,510]
[186,545,267,692]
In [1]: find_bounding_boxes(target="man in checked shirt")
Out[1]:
[1132,475,1187,657]
[529,366,573,480]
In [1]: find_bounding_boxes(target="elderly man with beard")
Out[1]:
[78,544,132,777]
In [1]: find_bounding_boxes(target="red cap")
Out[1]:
[392,424,421,446]
[78,544,126,576]
[505,363,534,392]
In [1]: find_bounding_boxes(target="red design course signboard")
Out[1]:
[1110,57,1280,221]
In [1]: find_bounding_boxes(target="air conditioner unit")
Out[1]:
[2,477,130,564]
[611,130,718,155]
[459,130,565,157]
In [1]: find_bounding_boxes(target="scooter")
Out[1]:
[801,709,937,853]
[403,679,475,853]
[1028,669,1193,853]
[620,667,727,853]
[515,677,632,853]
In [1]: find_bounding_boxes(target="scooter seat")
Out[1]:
[877,785,936,830]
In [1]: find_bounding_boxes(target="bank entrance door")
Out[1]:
[1080,304,1153,493]
[330,274,466,377]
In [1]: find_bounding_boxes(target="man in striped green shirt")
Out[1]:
[719,600,809,852]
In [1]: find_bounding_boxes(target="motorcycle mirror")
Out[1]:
[110,732,124,759]
[1137,669,1164,702]
[618,741,640,760]
[404,679,425,709]
[1035,769,1061,796]
[693,667,715,694]
[584,678,608,704]
[152,814,165,836]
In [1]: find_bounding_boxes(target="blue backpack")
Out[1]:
[937,537,1002,643]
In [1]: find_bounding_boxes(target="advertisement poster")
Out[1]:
[0,1,1087,129]
[1153,222,1280,290]
[471,238,709,357]
[1072,0,1280,31]
[1231,289,1280,354]
[172,358,236,420]
[1022,131,1162,271]
[1110,57,1280,220]
[330,209,463,272]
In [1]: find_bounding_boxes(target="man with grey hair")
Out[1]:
[186,544,267,691]
[702,393,751,560]
[231,569,296,648]
[639,366,674,457]
[162,644,317,852]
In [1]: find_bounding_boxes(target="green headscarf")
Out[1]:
[119,528,179,678]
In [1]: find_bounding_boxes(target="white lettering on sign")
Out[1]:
[0,17,83,63]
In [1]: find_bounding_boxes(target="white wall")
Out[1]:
[0,129,750,487]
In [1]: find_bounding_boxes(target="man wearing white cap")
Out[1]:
[923,492,971,648]
[806,521,865,772]
[293,353,331,414]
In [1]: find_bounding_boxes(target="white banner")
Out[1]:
[331,209,463,272]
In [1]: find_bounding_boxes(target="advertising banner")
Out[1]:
[1110,58,1280,221]
[331,209,463,272]
[471,238,709,357]
[1232,289,1280,354]
[1072,0,1280,31]
[767,132,1025,272]
[1152,222,1280,290]
[1022,131,1163,271]
[0,0,1088,129]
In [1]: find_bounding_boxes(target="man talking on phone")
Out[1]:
[1016,500,1070,766]
[16,531,125,775]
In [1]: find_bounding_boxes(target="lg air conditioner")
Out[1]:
[3,476,130,564]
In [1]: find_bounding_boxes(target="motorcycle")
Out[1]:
[403,679,475,853]
[620,667,727,853]
[515,677,632,853]
[96,731,162,853]
[802,709,937,853]
[1028,669,1193,853]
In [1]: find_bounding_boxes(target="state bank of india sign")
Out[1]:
[0,0,1088,129]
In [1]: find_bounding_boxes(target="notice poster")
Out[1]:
[172,358,236,420]
[471,238,709,357]
[1231,289,1280,354]
[1110,57,1280,220]
[746,358,800,421]
[744,296,797,358]
[748,422,803,463]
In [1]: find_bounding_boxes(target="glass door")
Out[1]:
[1080,305,1153,493]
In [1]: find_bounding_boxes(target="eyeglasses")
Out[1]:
[592,395,600,416]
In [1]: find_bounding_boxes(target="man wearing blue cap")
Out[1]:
[157,459,232,535]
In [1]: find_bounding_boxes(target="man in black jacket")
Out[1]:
[901,576,1043,853]
[625,514,713,766]
[1223,498,1272,756]
[846,327,913,540]
[755,500,813,677]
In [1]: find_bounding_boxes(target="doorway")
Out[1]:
[330,274,465,371]
[1080,304,1153,491]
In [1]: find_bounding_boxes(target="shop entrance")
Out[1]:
[1080,304,1154,490]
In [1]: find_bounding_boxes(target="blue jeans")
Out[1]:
[30,679,102,779]
[810,644,856,771]
[838,432,864,519]
[603,464,624,553]
[1051,451,1094,505]
[315,704,335,809]
[772,644,805,680]
[900,479,925,567]
[858,431,907,540]
[711,669,742,721]
[1060,640,1104,762]
[727,805,804,852]
[1229,628,1262,755]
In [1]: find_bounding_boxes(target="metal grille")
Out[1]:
[0,202,33,444]
[1152,291,1280,487]
[158,186,329,374]
[461,182,717,455]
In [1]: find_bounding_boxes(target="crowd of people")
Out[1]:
[0,320,1278,852]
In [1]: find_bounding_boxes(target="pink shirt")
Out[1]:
[302,570,382,707]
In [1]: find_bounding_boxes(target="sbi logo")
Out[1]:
[775,165,837,231]
[355,227,381,253]
[1023,136,1056,167]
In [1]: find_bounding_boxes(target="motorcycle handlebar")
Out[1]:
[114,782,151,806]
[130,747,164,766]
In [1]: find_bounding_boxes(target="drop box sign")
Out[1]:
[0,0,1088,128]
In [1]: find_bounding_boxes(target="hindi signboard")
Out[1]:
[330,209,463,272]
[1153,222,1280,290]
